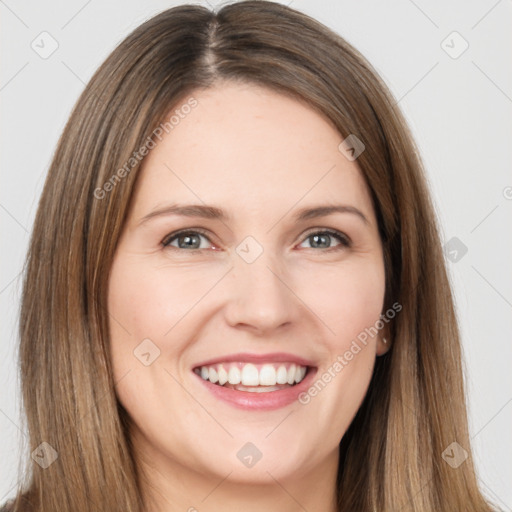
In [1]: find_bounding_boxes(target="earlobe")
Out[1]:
[376,334,391,356]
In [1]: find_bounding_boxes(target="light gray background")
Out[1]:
[1,0,511,508]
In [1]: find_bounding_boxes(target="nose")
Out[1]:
[223,250,301,335]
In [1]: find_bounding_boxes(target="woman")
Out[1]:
[3,1,496,511]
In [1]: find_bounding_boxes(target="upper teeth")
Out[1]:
[195,363,307,386]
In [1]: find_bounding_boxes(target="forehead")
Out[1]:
[128,82,375,227]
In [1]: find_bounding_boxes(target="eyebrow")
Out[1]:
[138,203,369,226]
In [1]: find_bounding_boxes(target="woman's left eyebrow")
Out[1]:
[137,203,369,226]
[293,204,369,225]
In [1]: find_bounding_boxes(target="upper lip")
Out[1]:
[193,352,316,369]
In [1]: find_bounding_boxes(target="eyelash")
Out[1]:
[161,227,351,252]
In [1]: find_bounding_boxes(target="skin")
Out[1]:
[107,81,389,512]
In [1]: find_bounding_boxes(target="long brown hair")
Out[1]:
[8,1,495,511]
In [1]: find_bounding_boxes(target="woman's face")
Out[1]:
[108,82,388,486]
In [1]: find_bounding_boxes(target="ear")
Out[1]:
[376,328,391,356]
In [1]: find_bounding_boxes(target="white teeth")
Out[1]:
[238,385,283,393]
[228,366,241,385]
[241,363,259,386]
[218,365,228,385]
[287,364,296,385]
[196,362,309,388]
[276,365,288,384]
[259,364,277,386]
[209,367,219,384]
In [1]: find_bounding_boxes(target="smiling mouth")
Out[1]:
[193,362,310,393]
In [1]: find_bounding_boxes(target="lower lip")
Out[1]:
[193,367,318,411]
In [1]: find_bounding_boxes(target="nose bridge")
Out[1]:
[224,235,298,332]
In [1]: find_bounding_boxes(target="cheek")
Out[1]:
[106,256,228,398]
[106,257,173,384]
[107,257,217,342]
[296,257,385,342]
[293,259,385,431]
[106,258,190,431]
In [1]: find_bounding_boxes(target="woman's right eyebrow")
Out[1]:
[137,203,369,227]
[137,204,229,226]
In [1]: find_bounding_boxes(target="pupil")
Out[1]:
[311,234,329,248]
[180,234,200,249]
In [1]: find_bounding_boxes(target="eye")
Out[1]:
[162,229,213,250]
[298,229,351,250]
[161,228,351,252]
